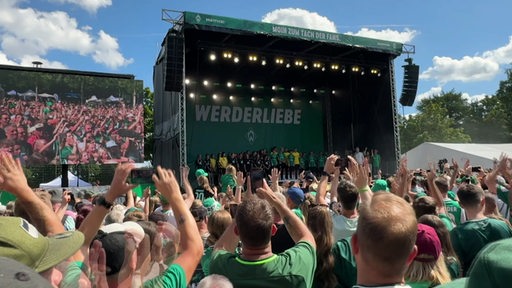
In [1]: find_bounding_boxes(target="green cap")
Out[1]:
[0,217,84,272]
[203,197,222,217]
[195,169,208,178]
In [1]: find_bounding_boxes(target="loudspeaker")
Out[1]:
[164,34,184,92]
[399,62,419,106]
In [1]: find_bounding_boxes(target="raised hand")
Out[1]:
[105,163,137,203]
[152,167,181,201]
[323,154,338,174]
[0,152,30,195]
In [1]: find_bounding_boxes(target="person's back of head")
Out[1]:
[104,204,125,225]
[236,197,273,248]
[434,177,449,194]
[207,210,232,245]
[198,274,234,288]
[457,184,484,209]
[355,192,418,278]
[413,196,437,219]
[338,181,359,211]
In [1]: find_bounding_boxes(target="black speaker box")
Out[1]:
[399,63,419,106]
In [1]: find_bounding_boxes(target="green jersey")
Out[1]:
[332,237,357,288]
[450,217,512,276]
[444,198,465,226]
[210,241,316,288]
[143,264,187,288]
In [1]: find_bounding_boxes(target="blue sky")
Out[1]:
[1,0,511,116]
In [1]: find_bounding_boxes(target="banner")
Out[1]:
[183,12,403,55]
[186,95,324,162]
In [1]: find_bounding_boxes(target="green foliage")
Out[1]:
[143,87,154,161]
[400,68,512,152]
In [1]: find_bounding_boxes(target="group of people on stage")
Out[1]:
[194,146,382,185]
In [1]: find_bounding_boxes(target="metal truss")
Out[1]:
[389,59,401,170]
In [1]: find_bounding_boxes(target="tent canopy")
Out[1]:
[39,171,92,189]
[404,142,512,170]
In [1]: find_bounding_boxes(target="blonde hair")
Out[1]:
[405,256,451,285]
[226,165,237,177]
[206,210,232,245]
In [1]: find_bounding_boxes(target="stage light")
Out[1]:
[341,66,346,73]
[229,95,234,100]
[233,55,240,63]
[185,78,190,85]
[309,100,313,104]
[251,97,255,102]
[286,63,291,68]
[272,85,276,90]
[332,90,336,94]
[290,87,295,92]
[331,64,339,70]
[361,68,365,75]
[261,57,267,66]
[249,54,258,62]
[223,51,232,59]
[189,93,195,98]
[271,98,275,102]
[203,80,209,86]
[378,72,381,77]
[304,65,309,70]
[209,52,216,61]
[313,62,322,69]
[351,65,360,72]
[212,94,218,100]
[290,99,294,103]
[250,83,256,89]
[314,89,317,93]
[275,57,284,64]
[322,67,326,72]
[227,81,233,88]
[294,60,303,66]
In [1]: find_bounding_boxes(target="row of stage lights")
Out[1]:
[185,78,339,95]
[188,92,320,104]
[208,51,382,76]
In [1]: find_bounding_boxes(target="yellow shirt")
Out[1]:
[291,151,300,165]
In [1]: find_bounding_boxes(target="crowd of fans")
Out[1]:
[0,97,144,166]
[0,150,511,287]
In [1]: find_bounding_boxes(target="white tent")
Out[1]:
[403,142,512,170]
[39,171,92,189]
[86,95,100,103]
[106,95,122,102]
[38,93,57,100]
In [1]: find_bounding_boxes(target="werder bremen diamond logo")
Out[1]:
[195,15,201,23]
[246,128,256,145]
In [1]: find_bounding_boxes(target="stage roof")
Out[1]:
[181,12,403,56]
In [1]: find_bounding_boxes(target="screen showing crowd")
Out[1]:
[0,66,144,165]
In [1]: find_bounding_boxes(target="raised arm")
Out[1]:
[426,164,447,215]
[258,179,316,248]
[317,154,337,206]
[0,152,64,236]
[180,166,195,208]
[151,167,203,284]
[347,155,373,204]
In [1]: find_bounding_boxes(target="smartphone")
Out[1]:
[250,168,265,194]
[130,168,155,184]
[334,157,343,167]
[413,172,422,177]
[471,166,482,173]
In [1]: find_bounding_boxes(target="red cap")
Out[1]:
[415,224,442,262]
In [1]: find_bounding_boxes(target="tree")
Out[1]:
[495,67,512,138]
[416,90,469,128]
[463,96,511,142]
[143,87,154,161]
[400,101,471,152]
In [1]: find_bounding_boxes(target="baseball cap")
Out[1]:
[203,197,222,217]
[100,221,145,247]
[94,231,126,276]
[195,169,208,178]
[371,179,389,192]
[305,172,315,182]
[286,187,305,205]
[0,217,84,273]
[415,224,441,263]
[0,256,52,288]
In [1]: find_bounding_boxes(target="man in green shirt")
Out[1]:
[210,180,317,287]
[435,177,466,225]
[450,184,512,276]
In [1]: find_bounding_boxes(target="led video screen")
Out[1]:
[0,65,144,165]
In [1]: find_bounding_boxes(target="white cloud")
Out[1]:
[262,8,337,32]
[462,92,488,103]
[0,1,131,69]
[50,0,112,13]
[420,56,499,83]
[421,36,512,84]
[415,86,443,102]
[345,28,417,43]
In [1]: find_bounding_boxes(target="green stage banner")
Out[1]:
[183,12,403,55]
[186,95,324,162]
